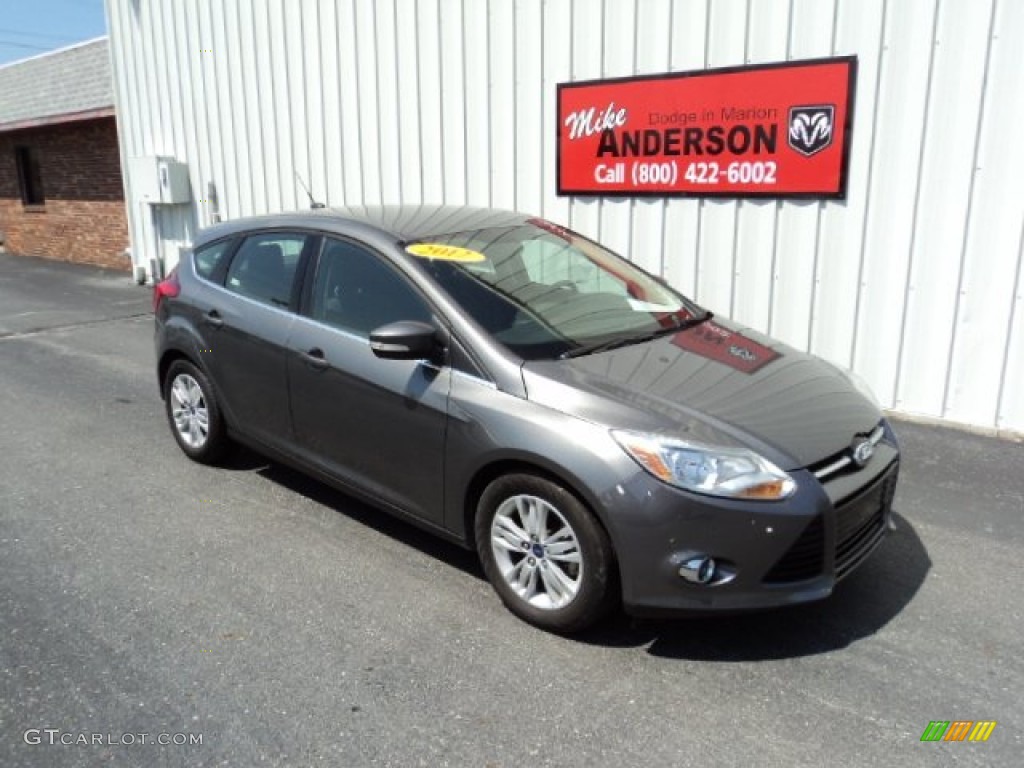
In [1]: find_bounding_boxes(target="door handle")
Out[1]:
[301,347,329,370]
[205,309,224,328]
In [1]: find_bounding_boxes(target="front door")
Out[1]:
[287,238,450,525]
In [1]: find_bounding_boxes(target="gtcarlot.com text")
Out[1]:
[24,729,202,746]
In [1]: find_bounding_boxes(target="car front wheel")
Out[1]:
[164,359,229,464]
[475,473,617,634]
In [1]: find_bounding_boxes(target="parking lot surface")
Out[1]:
[1,253,1021,767]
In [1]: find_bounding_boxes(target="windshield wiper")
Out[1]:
[559,310,713,359]
[676,309,713,330]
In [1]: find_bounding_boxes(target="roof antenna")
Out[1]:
[295,173,326,209]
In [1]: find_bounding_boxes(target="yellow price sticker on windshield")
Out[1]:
[406,243,486,263]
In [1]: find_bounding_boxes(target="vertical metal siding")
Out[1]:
[106,0,1024,434]
[947,0,1024,430]
[895,0,994,418]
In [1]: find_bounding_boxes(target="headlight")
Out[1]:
[612,430,796,500]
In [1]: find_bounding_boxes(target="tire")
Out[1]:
[163,359,229,464]
[475,473,618,634]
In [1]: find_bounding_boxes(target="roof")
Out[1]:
[318,204,531,240]
[197,205,532,246]
[0,37,113,133]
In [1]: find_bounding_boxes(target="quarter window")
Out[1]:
[225,233,307,308]
[193,239,234,281]
[311,239,432,336]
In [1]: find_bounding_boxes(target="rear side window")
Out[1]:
[193,240,233,281]
[225,233,307,308]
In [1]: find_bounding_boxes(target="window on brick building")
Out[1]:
[14,146,45,206]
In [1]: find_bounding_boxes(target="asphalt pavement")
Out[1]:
[1,252,1021,767]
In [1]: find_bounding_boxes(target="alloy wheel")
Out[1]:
[489,493,583,611]
[169,373,209,449]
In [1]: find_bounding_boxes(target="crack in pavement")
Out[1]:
[0,312,152,342]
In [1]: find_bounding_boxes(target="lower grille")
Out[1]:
[764,516,824,583]
[763,462,899,585]
[835,463,898,580]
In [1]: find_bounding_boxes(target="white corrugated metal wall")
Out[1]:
[105,0,1024,434]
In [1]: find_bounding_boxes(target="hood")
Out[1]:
[521,317,881,470]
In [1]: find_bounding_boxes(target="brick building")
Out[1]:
[0,38,129,271]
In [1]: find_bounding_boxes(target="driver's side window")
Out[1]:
[310,239,432,337]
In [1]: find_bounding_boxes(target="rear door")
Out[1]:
[202,230,315,447]
[286,237,450,525]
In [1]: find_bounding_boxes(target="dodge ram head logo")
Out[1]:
[788,105,835,157]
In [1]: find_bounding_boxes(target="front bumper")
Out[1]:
[604,439,900,617]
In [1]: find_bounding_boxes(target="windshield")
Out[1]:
[406,218,703,360]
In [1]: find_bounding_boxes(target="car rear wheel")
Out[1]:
[475,473,617,634]
[164,359,228,464]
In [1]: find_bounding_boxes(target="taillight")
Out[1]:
[152,268,180,313]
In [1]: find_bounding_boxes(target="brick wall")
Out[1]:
[0,116,130,271]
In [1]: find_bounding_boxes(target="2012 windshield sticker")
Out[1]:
[406,243,486,263]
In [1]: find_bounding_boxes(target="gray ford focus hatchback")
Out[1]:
[155,205,899,633]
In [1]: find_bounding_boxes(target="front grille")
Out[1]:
[835,462,898,580]
[810,423,886,482]
[763,516,825,583]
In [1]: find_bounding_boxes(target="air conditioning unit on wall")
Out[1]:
[127,157,191,204]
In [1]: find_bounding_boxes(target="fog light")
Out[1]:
[679,555,716,585]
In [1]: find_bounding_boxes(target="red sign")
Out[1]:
[672,321,781,375]
[557,57,856,199]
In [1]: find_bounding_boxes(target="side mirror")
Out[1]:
[369,320,438,360]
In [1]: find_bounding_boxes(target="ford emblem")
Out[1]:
[851,439,874,468]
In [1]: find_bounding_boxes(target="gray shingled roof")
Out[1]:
[0,38,113,130]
